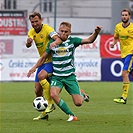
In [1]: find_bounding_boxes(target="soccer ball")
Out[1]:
[33,97,48,111]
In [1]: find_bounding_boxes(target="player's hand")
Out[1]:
[49,42,58,49]
[27,67,36,78]
[26,38,33,47]
[95,26,102,34]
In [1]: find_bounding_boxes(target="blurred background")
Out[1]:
[0,0,133,82]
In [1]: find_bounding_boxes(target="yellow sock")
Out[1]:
[39,79,54,104]
[42,111,46,115]
[122,83,130,99]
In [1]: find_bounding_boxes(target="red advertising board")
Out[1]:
[100,34,121,58]
[0,10,27,35]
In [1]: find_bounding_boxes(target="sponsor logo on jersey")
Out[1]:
[55,47,69,56]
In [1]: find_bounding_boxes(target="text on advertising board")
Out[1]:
[0,10,27,35]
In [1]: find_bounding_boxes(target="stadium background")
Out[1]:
[0,0,133,82]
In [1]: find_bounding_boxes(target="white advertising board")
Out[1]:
[0,58,37,81]
[0,36,39,58]
[74,35,100,57]
[75,57,101,81]
[0,57,101,81]
[0,35,100,59]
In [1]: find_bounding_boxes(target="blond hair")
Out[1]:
[60,22,71,29]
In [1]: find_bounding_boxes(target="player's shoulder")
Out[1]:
[42,24,54,33]
[67,36,82,45]
[68,36,80,40]
[129,22,133,26]
[42,24,52,28]
[67,36,75,41]
[28,27,34,32]
[116,22,122,27]
[28,28,35,35]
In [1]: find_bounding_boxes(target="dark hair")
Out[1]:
[60,21,71,29]
[121,8,131,16]
[29,12,42,19]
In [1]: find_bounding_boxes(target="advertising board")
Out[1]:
[100,35,121,58]
[0,10,27,35]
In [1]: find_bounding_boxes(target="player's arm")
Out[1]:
[45,25,62,49]
[110,37,119,48]
[27,52,49,77]
[50,34,62,49]
[81,26,102,44]
[26,37,33,48]
[26,30,34,48]
[110,26,119,48]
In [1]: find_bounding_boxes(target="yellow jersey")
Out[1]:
[28,24,57,63]
[114,22,133,58]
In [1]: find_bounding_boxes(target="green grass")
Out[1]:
[0,82,132,133]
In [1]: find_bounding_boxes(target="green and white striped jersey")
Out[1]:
[46,36,82,76]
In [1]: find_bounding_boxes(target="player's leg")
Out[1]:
[38,70,54,104]
[64,74,90,121]
[129,67,133,78]
[38,63,55,113]
[129,58,133,78]
[50,76,76,121]
[114,55,132,104]
[67,81,83,106]
[33,71,48,120]
[65,74,89,105]
[80,89,90,102]
[34,82,43,97]
[62,74,85,121]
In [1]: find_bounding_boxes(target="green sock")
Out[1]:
[57,99,75,116]
[80,93,84,99]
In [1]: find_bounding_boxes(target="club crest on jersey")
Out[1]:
[64,43,69,46]
[40,34,44,38]
[128,30,133,34]
[55,47,69,56]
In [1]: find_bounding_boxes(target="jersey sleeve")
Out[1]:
[114,25,119,38]
[45,25,58,38]
[28,29,34,39]
[45,39,54,53]
[73,37,82,48]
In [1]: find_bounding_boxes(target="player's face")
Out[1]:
[30,16,42,32]
[121,11,130,23]
[58,25,71,41]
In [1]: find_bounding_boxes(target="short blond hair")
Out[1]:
[60,22,71,29]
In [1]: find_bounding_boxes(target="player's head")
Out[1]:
[29,12,42,32]
[58,22,71,41]
[121,8,131,24]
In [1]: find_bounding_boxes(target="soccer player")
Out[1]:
[27,21,102,121]
[111,8,133,104]
[26,12,62,120]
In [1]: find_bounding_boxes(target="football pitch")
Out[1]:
[0,82,132,133]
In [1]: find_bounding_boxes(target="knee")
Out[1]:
[38,70,48,81]
[122,70,128,78]
[122,71,125,77]
[38,72,45,81]
[74,101,82,107]
[50,91,56,99]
